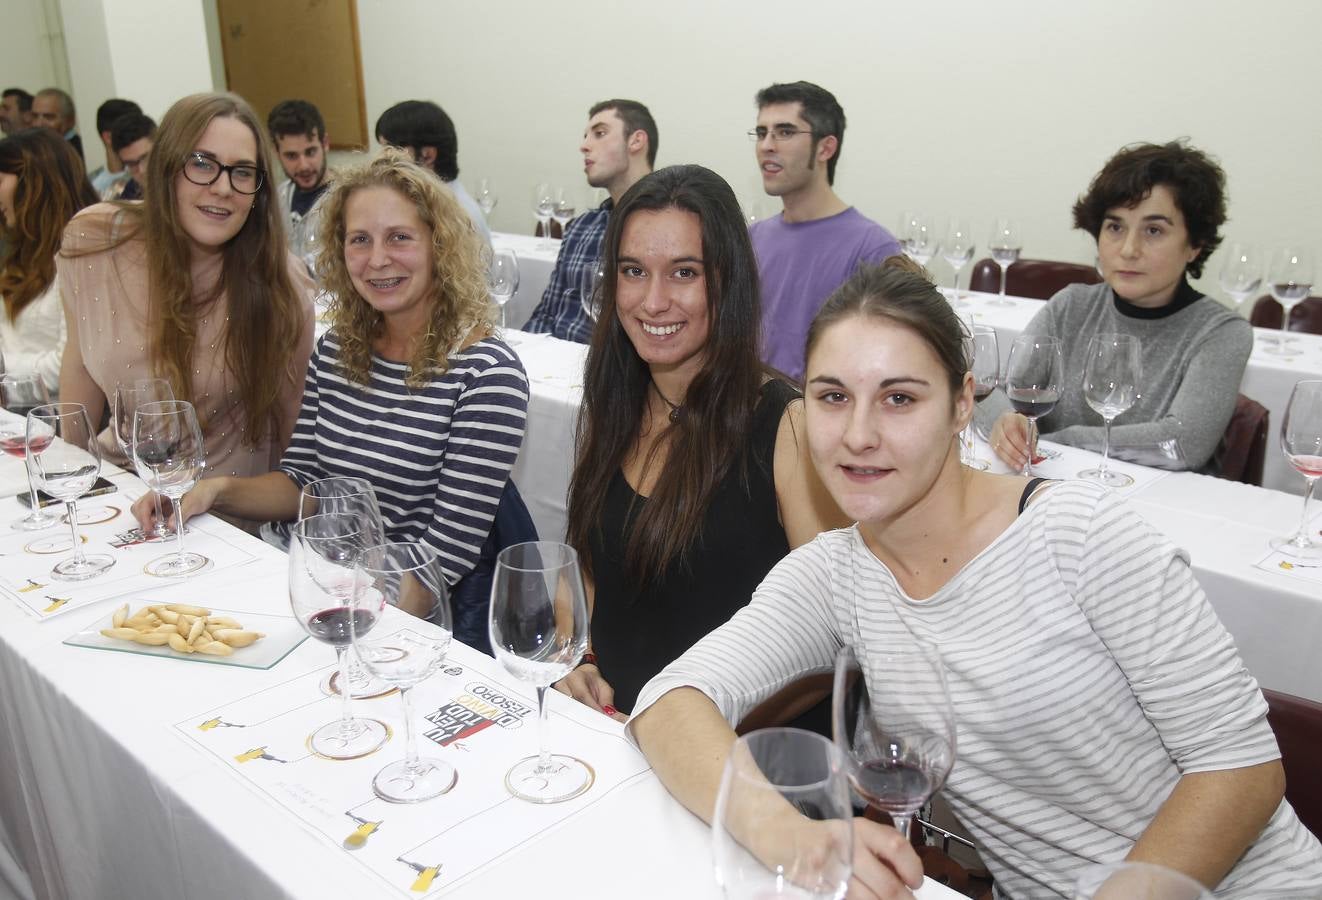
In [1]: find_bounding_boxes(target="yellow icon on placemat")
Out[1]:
[399,857,441,892]
[1279,561,1295,571]
[234,746,288,764]
[42,596,69,613]
[343,813,382,849]
[18,579,44,593]
[199,718,222,731]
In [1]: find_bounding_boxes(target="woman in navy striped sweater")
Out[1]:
[132,152,529,650]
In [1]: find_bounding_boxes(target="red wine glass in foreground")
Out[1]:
[961,324,999,471]
[1005,335,1063,477]
[832,643,955,842]
[1,375,58,531]
[1272,380,1322,561]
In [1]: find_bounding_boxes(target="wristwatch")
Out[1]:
[576,651,598,669]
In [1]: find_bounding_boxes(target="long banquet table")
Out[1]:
[491,231,557,330]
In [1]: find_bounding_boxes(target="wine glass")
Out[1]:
[476,177,497,217]
[712,728,853,900]
[901,213,936,267]
[1272,380,1322,561]
[533,182,555,249]
[579,257,605,325]
[1073,861,1212,900]
[1217,242,1262,315]
[487,248,519,329]
[112,378,175,539]
[831,644,955,842]
[352,542,456,802]
[943,218,976,306]
[1077,334,1141,487]
[488,541,593,804]
[552,186,576,237]
[1,375,58,531]
[26,403,116,581]
[290,513,390,759]
[1005,335,1063,477]
[132,400,208,577]
[1265,247,1313,357]
[988,217,1022,306]
[962,325,999,471]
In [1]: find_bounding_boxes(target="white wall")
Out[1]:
[355,0,1322,296]
[1,0,64,94]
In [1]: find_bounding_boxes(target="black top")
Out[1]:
[589,379,798,712]
[291,181,330,217]
[1112,275,1201,319]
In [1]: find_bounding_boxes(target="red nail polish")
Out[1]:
[602,705,617,716]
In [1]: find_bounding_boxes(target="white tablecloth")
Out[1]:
[491,231,558,330]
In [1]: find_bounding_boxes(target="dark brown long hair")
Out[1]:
[0,128,98,320]
[566,165,766,582]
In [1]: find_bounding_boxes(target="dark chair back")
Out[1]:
[1263,688,1322,838]
[533,221,564,240]
[1217,394,1269,486]
[1248,295,1322,334]
[968,258,1103,300]
[448,481,539,654]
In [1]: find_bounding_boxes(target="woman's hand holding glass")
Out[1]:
[113,378,176,538]
[132,400,209,578]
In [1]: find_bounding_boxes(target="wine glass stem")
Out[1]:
[1099,417,1114,475]
[23,455,43,520]
[153,492,166,533]
[1279,313,1290,349]
[65,500,85,565]
[399,685,421,771]
[950,269,959,300]
[535,684,552,771]
[171,491,188,559]
[499,305,507,328]
[892,813,913,842]
[1022,417,1037,477]
[999,264,1008,300]
[1293,476,1318,546]
[335,645,355,730]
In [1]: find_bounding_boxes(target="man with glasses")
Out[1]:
[88,98,141,196]
[523,98,657,342]
[748,81,900,381]
[108,114,156,201]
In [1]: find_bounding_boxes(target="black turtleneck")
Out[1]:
[1111,276,1201,320]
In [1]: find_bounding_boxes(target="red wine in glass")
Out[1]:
[307,607,377,647]
[1,433,54,458]
[1007,387,1060,419]
[852,757,937,820]
[1291,454,1322,478]
[973,384,995,404]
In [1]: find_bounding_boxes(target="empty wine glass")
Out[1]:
[1,375,58,531]
[989,218,1022,306]
[533,183,555,249]
[487,248,519,328]
[112,378,175,539]
[489,541,593,804]
[352,542,455,802]
[132,400,208,577]
[1272,380,1322,561]
[901,213,937,267]
[1078,334,1142,488]
[1217,242,1262,315]
[1005,335,1063,476]
[476,177,497,217]
[943,218,976,306]
[1265,247,1313,357]
[552,186,576,237]
[962,325,999,470]
[26,403,116,581]
[290,512,390,760]
[1073,861,1212,900]
[712,728,853,900]
[831,644,955,842]
[579,257,605,325]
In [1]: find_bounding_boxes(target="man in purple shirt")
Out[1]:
[748,81,901,381]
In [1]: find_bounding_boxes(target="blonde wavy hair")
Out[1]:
[315,150,492,386]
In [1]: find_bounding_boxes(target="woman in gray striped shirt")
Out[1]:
[630,260,1322,899]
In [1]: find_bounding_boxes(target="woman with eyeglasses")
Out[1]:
[57,92,314,520]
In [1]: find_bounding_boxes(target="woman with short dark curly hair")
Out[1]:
[985,140,1252,474]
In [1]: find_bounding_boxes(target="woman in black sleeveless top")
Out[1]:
[559,166,844,716]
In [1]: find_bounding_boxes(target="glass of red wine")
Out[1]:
[290,512,389,760]
[831,643,955,842]
[961,324,1000,471]
[1,375,59,531]
[1272,380,1322,561]
[1005,334,1063,477]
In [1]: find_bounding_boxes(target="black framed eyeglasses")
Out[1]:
[747,126,814,143]
[181,152,264,195]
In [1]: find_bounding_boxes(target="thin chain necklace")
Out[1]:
[650,379,683,424]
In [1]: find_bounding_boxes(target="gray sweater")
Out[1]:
[978,281,1253,473]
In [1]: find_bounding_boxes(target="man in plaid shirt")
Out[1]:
[523,99,657,342]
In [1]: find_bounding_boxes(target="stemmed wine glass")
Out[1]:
[489,541,593,804]
[712,728,853,900]
[943,218,976,306]
[533,183,555,249]
[476,178,497,217]
[901,213,936,267]
[962,325,999,471]
[487,248,519,328]
[1073,861,1212,900]
[1272,380,1322,561]
[988,217,1022,306]
[1078,334,1141,488]
[831,644,955,842]
[1,375,58,531]
[1265,247,1313,357]
[132,400,208,577]
[1005,335,1063,477]
[552,187,576,238]
[112,378,175,539]
[26,403,116,580]
[290,512,390,759]
[1217,242,1262,316]
[352,542,456,802]
[579,257,605,325]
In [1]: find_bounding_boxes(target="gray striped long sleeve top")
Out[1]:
[631,481,1322,898]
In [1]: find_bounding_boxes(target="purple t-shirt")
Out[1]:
[750,207,901,381]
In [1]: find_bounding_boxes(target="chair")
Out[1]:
[533,220,564,240]
[967,258,1103,300]
[1216,394,1269,486]
[1262,688,1322,838]
[1248,295,1322,334]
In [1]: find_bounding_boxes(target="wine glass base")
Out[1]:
[1270,536,1322,561]
[963,459,990,471]
[1263,343,1301,357]
[12,510,60,531]
[373,757,458,803]
[1078,467,1133,488]
[321,667,398,700]
[986,296,1016,307]
[504,754,595,804]
[51,553,116,581]
[144,551,209,578]
[309,717,391,760]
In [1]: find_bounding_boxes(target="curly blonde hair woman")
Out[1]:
[132,152,534,649]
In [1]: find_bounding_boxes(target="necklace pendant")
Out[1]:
[668,407,681,424]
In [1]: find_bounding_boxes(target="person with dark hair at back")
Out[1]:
[268,99,333,266]
[88,98,141,196]
[32,88,81,161]
[1,89,35,135]
[523,98,657,342]
[375,100,490,248]
[108,113,156,201]
[749,81,900,383]
[984,140,1252,474]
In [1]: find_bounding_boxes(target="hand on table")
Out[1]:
[847,817,924,900]
[130,478,221,534]
[990,412,1035,471]
[555,664,626,721]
